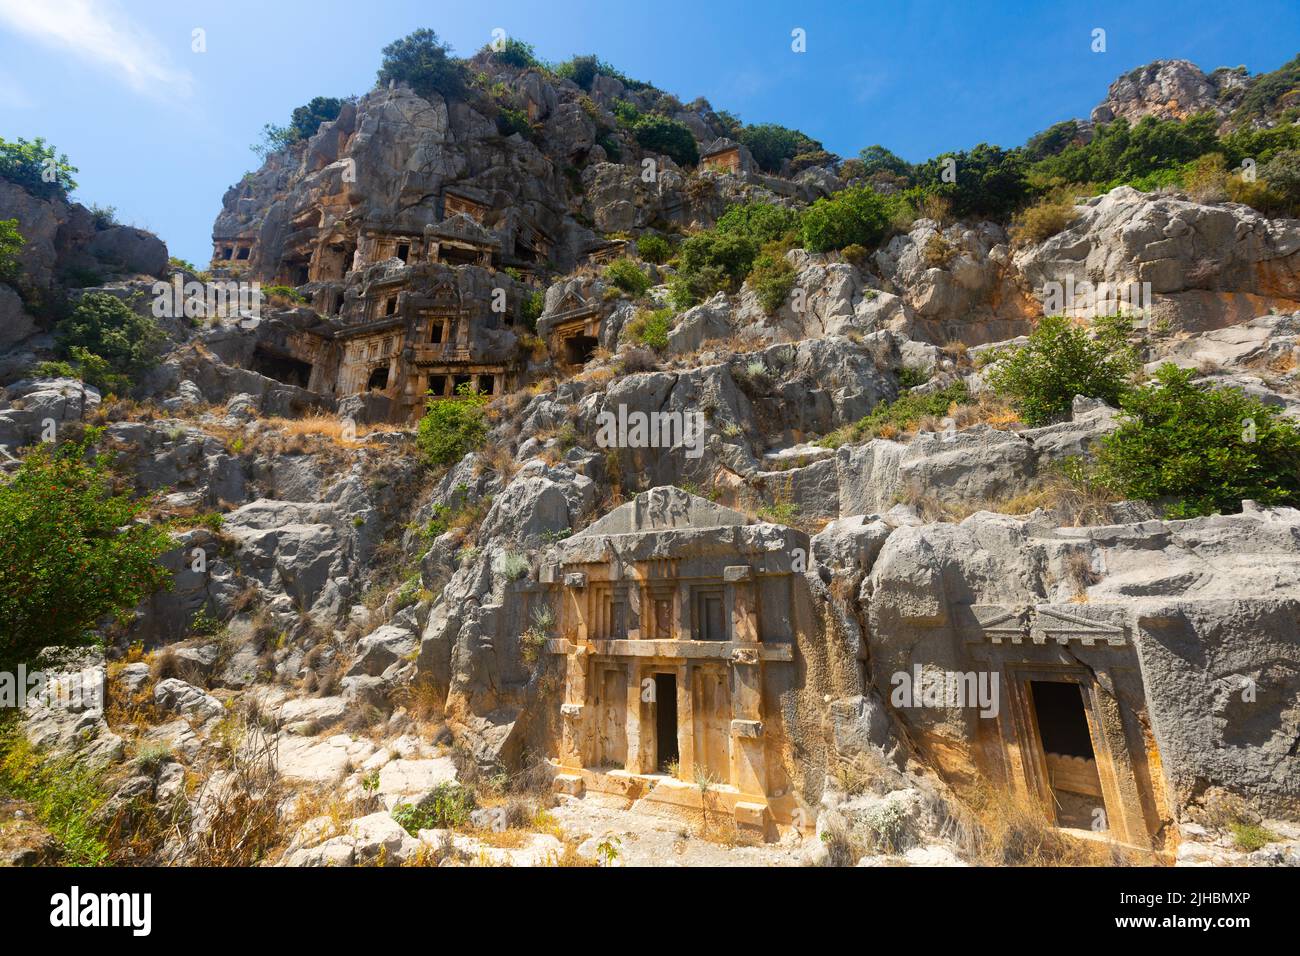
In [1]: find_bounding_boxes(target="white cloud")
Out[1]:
[0,0,192,99]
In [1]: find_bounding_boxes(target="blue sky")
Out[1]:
[0,0,1296,268]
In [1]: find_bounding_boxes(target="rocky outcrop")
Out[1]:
[1090,60,1252,126]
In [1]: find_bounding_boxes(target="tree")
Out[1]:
[55,293,165,393]
[633,114,699,167]
[984,314,1139,426]
[376,29,467,102]
[253,96,346,157]
[0,137,78,200]
[417,383,488,467]
[738,124,823,174]
[0,429,172,674]
[857,144,912,178]
[1097,364,1300,518]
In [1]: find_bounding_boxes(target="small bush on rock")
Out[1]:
[417,383,488,468]
[602,258,651,297]
[55,292,165,393]
[985,314,1139,426]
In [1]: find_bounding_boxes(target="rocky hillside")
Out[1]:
[1,39,1299,869]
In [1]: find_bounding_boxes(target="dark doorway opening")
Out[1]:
[236,246,250,261]
[654,673,678,772]
[428,375,448,397]
[396,242,410,263]
[479,375,496,395]
[1030,681,1095,759]
[565,334,598,366]
[251,347,312,389]
[367,366,389,390]
[453,374,473,393]
[429,321,444,343]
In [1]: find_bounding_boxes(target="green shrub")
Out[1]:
[0,428,172,674]
[262,284,306,302]
[800,186,893,253]
[55,292,165,393]
[392,782,477,834]
[985,314,1139,426]
[611,99,641,127]
[519,289,544,331]
[715,201,801,246]
[748,246,796,314]
[376,29,467,102]
[633,114,699,167]
[254,96,345,157]
[417,382,489,467]
[1010,193,1081,246]
[625,306,675,350]
[857,381,969,439]
[491,37,540,69]
[496,107,532,138]
[0,218,22,282]
[636,233,671,264]
[0,136,77,200]
[602,258,651,297]
[1096,364,1300,518]
[737,123,823,174]
[0,728,111,865]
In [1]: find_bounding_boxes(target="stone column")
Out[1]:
[730,650,766,797]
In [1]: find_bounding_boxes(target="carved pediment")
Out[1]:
[951,603,1128,647]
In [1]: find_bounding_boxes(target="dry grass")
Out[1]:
[178,714,288,866]
[261,413,380,445]
[945,784,1145,866]
[895,465,1120,527]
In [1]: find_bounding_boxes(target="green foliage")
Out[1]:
[28,360,78,380]
[1229,54,1300,125]
[417,382,489,467]
[669,201,800,307]
[625,306,675,350]
[0,218,22,282]
[553,54,651,93]
[1029,114,1219,192]
[519,289,544,331]
[826,381,970,446]
[496,107,532,138]
[800,186,894,252]
[748,245,796,314]
[254,96,346,157]
[611,98,641,127]
[392,783,477,834]
[491,37,540,69]
[715,201,800,246]
[55,293,165,393]
[857,144,912,177]
[0,137,78,200]
[1095,364,1300,518]
[0,429,172,675]
[912,143,1029,220]
[1261,148,1300,211]
[0,727,111,865]
[376,29,467,102]
[1229,820,1280,852]
[738,123,823,174]
[985,314,1139,426]
[636,232,671,264]
[168,255,198,274]
[633,114,699,167]
[262,284,306,302]
[602,257,651,297]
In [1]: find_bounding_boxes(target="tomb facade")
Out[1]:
[537,487,820,834]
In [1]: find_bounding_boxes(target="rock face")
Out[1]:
[1016,187,1300,332]
[1090,60,1252,126]
[861,505,1300,833]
